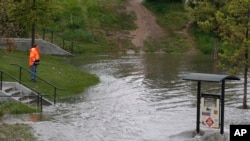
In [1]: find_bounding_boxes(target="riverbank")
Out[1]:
[0,1,207,140]
[0,50,100,140]
[0,50,99,98]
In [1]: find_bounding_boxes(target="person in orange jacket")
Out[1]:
[29,44,40,82]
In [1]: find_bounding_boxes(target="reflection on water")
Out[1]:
[4,53,250,141]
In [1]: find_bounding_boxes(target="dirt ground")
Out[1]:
[126,0,166,48]
[126,0,197,54]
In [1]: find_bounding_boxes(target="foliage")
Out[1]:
[190,24,214,54]
[1,0,135,54]
[186,0,250,108]
[217,0,250,108]
[143,0,191,53]
[0,0,54,38]
[186,0,228,60]
[216,0,250,73]
[0,0,23,37]
[38,0,136,53]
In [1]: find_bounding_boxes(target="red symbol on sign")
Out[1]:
[205,117,214,127]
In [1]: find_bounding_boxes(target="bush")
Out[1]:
[190,24,214,54]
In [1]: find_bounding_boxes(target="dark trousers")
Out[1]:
[30,65,37,81]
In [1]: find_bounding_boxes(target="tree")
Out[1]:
[217,0,250,109]
[0,0,23,37]
[0,0,54,46]
[15,0,54,46]
[186,0,227,61]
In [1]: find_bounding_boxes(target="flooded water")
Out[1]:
[4,53,250,141]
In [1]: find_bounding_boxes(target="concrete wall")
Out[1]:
[0,38,73,56]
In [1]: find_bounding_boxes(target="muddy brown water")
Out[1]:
[3,53,250,141]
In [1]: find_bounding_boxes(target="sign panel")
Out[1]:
[200,95,220,128]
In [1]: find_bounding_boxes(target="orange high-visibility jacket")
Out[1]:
[35,47,40,60]
[29,47,39,66]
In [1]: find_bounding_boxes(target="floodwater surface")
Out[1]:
[4,53,250,141]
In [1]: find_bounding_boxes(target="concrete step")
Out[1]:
[9,90,22,97]
[3,86,15,93]
[20,98,37,105]
[5,93,37,105]
[1,82,53,106]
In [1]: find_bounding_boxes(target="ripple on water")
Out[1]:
[10,54,249,141]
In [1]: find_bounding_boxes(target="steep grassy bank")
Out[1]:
[143,0,214,54]
[0,50,99,99]
[0,44,101,140]
[0,50,99,140]
[37,0,136,54]
[189,24,214,54]
[39,0,214,54]
[143,1,191,53]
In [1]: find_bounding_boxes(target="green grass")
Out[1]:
[0,49,99,140]
[0,50,99,99]
[143,1,191,53]
[0,123,36,141]
[144,1,188,32]
[189,24,214,54]
[0,102,38,116]
[35,0,136,54]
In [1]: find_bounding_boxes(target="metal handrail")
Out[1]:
[0,94,45,112]
[0,70,45,111]
[10,64,63,104]
[0,70,20,90]
[42,28,74,53]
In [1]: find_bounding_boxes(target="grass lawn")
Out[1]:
[0,123,37,141]
[0,49,100,141]
[0,49,99,99]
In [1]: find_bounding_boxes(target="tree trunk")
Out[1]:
[243,27,249,109]
[213,32,219,61]
[243,48,248,109]
[31,23,35,46]
[31,0,36,47]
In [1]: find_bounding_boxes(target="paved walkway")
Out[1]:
[0,38,73,56]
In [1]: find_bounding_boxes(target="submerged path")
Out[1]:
[127,0,165,47]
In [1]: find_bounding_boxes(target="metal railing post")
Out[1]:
[43,28,45,40]
[39,27,75,54]
[51,31,54,43]
[71,41,74,53]
[54,87,57,104]
[40,94,43,112]
[0,71,2,90]
[37,94,39,109]
[19,66,22,83]
[11,64,62,105]
[63,39,65,49]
